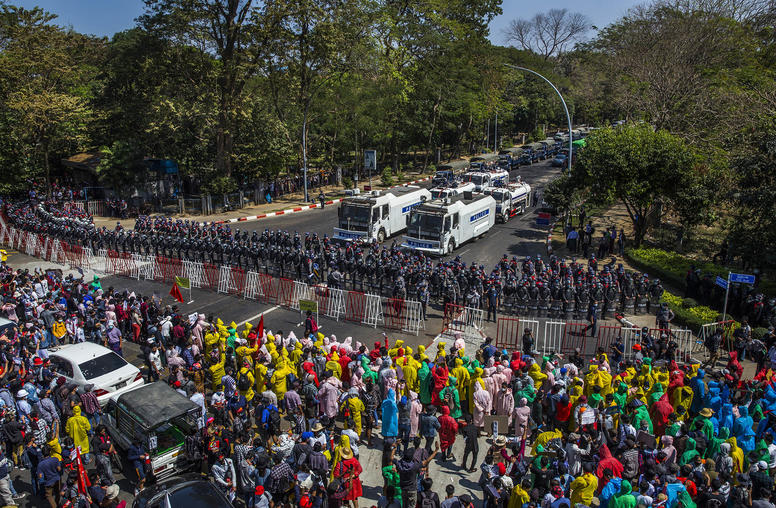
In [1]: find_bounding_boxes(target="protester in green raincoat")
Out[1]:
[439,376,462,419]
[609,479,636,508]
[612,381,628,410]
[706,426,729,459]
[361,356,378,384]
[418,360,432,405]
[382,464,401,500]
[631,401,653,434]
[691,408,715,444]
[680,437,700,465]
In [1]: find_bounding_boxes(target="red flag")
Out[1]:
[169,282,184,303]
[253,315,264,360]
[75,448,91,494]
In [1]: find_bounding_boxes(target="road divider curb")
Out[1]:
[212,176,431,224]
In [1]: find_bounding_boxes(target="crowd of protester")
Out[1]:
[2,248,776,508]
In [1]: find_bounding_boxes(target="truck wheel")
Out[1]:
[377,229,386,243]
[447,240,455,254]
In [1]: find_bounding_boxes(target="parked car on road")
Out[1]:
[47,342,144,406]
[133,474,233,508]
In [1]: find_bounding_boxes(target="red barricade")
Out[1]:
[344,291,366,323]
[561,322,588,354]
[34,234,45,257]
[156,256,182,283]
[117,252,134,277]
[276,278,294,307]
[202,263,220,290]
[106,250,120,275]
[495,317,521,349]
[228,267,247,295]
[384,298,407,330]
[258,274,276,303]
[596,325,622,354]
[312,285,332,315]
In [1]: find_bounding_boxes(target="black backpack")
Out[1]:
[268,407,281,432]
[237,373,251,392]
[420,491,437,508]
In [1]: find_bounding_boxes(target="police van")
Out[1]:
[484,179,532,223]
[334,186,431,243]
[430,181,476,200]
[402,192,496,255]
[462,168,510,192]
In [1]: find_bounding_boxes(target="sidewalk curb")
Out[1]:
[213,177,432,224]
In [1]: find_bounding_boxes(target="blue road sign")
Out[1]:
[729,273,756,284]
[715,276,728,289]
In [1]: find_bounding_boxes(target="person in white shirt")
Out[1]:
[148,344,163,382]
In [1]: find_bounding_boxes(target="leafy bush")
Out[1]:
[753,327,769,341]
[660,290,739,331]
[342,176,353,189]
[380,167,394,187]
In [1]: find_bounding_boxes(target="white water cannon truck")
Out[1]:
[334,186,431,243]
[402,192,496,255]
[484,179,532,223]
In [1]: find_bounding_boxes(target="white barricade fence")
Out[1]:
[0,225,6,245]
[362,293,384,328]
[140,255,155,280]
[7,229,16,249]
[673,328,694,361]
[41,237,49,260]
[290,281,312,310]
[50,239,62,264]
[401,300,424,336]
[24,234,37,256]
[87,201,106,217]
[243,271,265,300]
[89,248,109,274]
[183,260,204,289]
[518,319,540,348]
[217,265,237,294]
[13,230,23,250]
[542,321,565,357]
[314,286,346,321]
[621,327,641,359]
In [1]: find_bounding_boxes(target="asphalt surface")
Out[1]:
[234,160,562,270]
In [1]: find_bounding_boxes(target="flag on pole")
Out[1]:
[175,276,191,290]
[170,282,184,303]
[75,448,91,495]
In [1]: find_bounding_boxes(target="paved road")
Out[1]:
[236,160,561,271]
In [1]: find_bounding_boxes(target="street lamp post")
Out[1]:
[504,63,573,174]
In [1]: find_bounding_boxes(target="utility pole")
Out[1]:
[494,112,498,152]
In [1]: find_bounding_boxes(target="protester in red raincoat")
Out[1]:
[596,443,623,492]
[431,362,449,406]
[726,351,743,383]
[650,392,674,436]
[438,405,458,460]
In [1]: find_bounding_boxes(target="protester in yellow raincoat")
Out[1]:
[66,406,91,455]
[528,363,547,392]
[451,358,470,405]
[290,341,303,365]
[254,361,269,394]
[204,330,221,356]
[570,465,598,506]
[468,368,486,413]
[388,340,405,359]
[270,360,292,404]
[330,433,354,480]
[209,347,227,391]
[398,354,420,395]
[238,361,256,401]
[727,436,745,474]
[326,351,343,379]
[508,481,530,508]
[416,345,429,363]
[341,388,365,437]
[670,382,694,419]
[235,339,258,368]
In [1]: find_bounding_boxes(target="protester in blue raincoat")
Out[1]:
[381,388,398,438]
[733,405,756,453]
[690,368,706,414]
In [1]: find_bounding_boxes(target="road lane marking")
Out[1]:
[237,305,281,326]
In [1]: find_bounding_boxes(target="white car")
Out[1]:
[47,343,144,406]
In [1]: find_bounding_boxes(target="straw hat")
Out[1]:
[340,447,354,460]
[699,408,713,418]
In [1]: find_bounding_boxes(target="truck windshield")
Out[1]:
[431,189,449,199]
[408,213,443,240]
[492,191,507,203]
[471,175,486,185]
[339,204,371,231]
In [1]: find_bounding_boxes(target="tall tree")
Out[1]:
[503,8,591,60]
[0,5,101,195]
[574,124,702,247]
[141,0,260,180]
